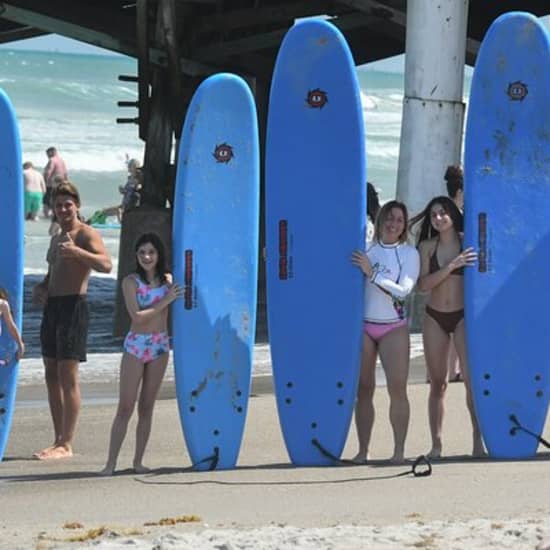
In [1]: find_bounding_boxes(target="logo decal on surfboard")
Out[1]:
[507,81,528,101]
[184,250,194,309]
[213,143,234,163]
[306,88,328,109]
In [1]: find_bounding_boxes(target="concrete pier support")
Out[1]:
[396,0,469,217]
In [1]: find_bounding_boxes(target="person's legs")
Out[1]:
[133,352,169,472]
[352,333,378,463]
[34,357,64,458]
[453,321,485,457]
[39,296,89,459]
[57,359,80,451]
[423,313,451,458]
[447,335,462,382]
[38,360,81,459]
[42,187,51,217]
[24,191,31,220]
[100,353,144,475]
[29,192,42,221]
[378,325,410,464]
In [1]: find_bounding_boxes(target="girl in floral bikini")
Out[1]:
[100,233,183,475]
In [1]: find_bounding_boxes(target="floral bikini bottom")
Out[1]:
[123,331,170,363]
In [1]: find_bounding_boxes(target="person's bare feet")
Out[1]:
[133,464,151,474]
[33,444,57,459]
[350,451,369,465]
[98,465,116,476]
[427,444,442,460]
[36,444,73,460]
[389,453,406,465]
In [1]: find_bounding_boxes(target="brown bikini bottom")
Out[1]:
[425,305,464,335]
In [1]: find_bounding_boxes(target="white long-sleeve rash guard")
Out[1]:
[363,241,420,323]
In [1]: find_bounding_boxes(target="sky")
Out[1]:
[0,32,405,71]
[0,34,120,56]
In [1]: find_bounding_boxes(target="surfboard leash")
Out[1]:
[190,446,220,471]
[509,415,550,449]
[311,438,432,477]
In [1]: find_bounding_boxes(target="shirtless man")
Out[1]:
[32,181,112,459]
[42,147,68,218]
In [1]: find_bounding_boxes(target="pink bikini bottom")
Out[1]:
[363,319,408,343]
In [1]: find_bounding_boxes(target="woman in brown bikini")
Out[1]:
[410,196,484,459]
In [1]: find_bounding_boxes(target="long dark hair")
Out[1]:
[367,182,381,224]
[134,233,168,284]
[0,287,8,301]
[445,165,463,199]
[373,200,409,243]
[409,196,463,245]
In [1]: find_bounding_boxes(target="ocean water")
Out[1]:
[0,49,426,273]
[0,49,460,377]
[0,48,471,272]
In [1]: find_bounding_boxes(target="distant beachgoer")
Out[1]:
[445,165,464,212]
[42,147,68,218]
[0,287,25,365]
[443,166,465,383]
[23,161,46,221]
[119,158,142,215]
[351,200,420,464]
[100,233,182,476]
[86,158,143,225]
[366,182,381,241]
[31,181,112,460]
[410,196,484,459]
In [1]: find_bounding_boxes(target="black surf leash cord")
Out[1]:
[509,415,550,449]
[312,438,432,477]
[189,446,219,471]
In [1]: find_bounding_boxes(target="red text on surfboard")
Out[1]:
[279,220,289,280]
[478,213,487,272]
[184,250,194,308]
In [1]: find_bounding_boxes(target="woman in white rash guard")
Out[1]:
[351,200,420,464]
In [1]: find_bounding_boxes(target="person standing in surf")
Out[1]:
[351,200,420,464]
[100,233,182,476]
[410,196,484,459]
[42,147,68,218]
[23,161,46,221]
[32,181,112,460]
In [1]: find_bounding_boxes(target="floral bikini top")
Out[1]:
[133,275,169,309]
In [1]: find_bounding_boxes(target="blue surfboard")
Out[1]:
[0,89,23,462]
[464,12,550,458]
[265,20,366,465]
[172,74,259,470]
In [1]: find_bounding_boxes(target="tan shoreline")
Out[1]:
[2,368,550,549]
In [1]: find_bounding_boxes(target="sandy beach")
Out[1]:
[2,354,550,549]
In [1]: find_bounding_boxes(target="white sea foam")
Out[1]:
[360,90,378,110]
